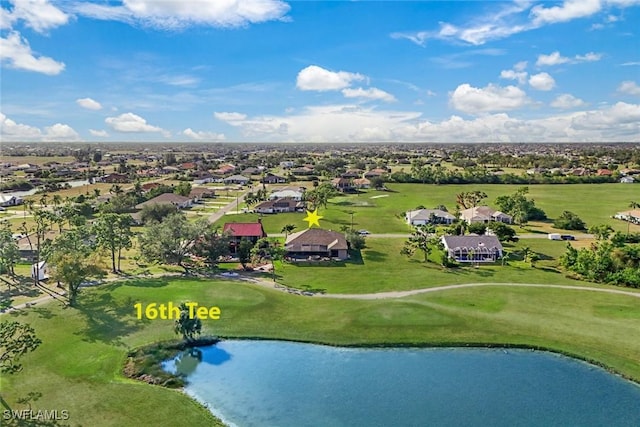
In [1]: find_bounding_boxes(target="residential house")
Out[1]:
[214,164,236,175]
[262,174,287,184]
[189,187,216,201]
[441,235,503,263]
[331,177,355,193]
[405,209,455,226]
[223,221,267,253]
[135,193,193,210]
[620,176,635,183]
[459,206,512,224]
[141,182,162,192]
[223,175,251,185]
[364,168,388,178]
[0,194,23,207]
[352,178,371,189]
[280,161,295,169]
[254,198,305,214]
[242,167,261,176]
[341,169,363,179]
[100,173,129,183]
[269,188,305,201]
[291,166,315,176]
[285,228,349,261]
[597,169,613,176]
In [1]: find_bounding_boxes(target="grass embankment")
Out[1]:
[3,277,640,427]
[218,183,639,234]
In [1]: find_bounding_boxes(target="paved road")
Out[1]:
[207,190,250,224]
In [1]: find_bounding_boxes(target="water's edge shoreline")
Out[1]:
[123,336,640,427]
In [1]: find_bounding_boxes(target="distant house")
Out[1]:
[262,174,287,184]
[100,173,128,183]
[364,168,388,178]
[331,177,354,192]
[214,164,236,175]
[135,193,192,210]
[223,175,251,185]
[269,188,305,201]
[141,182,162,192]
[441,235,503,263]
[620,176,635,183]
[341,169,363,179]
[280,161,295,169]
[614,209,640,225]
[285,228,349,261]
[406,209,455,226]
[0,194,23,207]
[597,169,613,176]
[189,187,216,201]
[291,166,315,176]
[242,167,261,176]
[352,178,371,189]
[459,206,512,224]
[223,221,267,253]
[254,198,305,214]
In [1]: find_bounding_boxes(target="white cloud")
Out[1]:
[617,81,640,96]
[43,123,80,141]
[0,112,79,141]
[89,129,109,137]
[575,52,602,62]
[536,51,602,67]
[214,111,248,122]
[0,112,42,139]
[529,72,556,91]
[449,83,529,115]
[105,112,166,134]
[183,128,225,141]
[76,97,103,110]
[500,69,528,85]
[551,94,586,109]
[341,87,396,102]
[296,65,366,91]
[207,102,640,142]
[73,0,290,29]
[514,61,528,71]
[0,31,65,75]
[8,0,69,33]
[536,51,570,66]
[531,0,602,25]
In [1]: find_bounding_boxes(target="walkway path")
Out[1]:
[236,276,640,300]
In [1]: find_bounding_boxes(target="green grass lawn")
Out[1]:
[213,183,639,234]
[3,277,640,427]
[275,238,592,294]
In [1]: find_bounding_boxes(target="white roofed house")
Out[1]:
[406,209,455,226]
[459,206,512,224]
[441,235,504,263]
[269,187,305,201]
[0,194,23,207]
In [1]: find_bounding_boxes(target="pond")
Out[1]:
[163,340,640,427]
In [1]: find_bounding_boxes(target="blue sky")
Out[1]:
[1,0,639,143]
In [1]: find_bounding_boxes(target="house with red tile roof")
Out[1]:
[223,221,267,253]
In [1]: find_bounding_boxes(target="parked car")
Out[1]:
[560,234,576,240]
[357,230,370,235]
[548,233,562,240]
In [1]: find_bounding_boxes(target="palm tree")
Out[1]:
[521,246,532,263]
[625,201,639,237]
[39,194,48,207]
[281,224,296,239]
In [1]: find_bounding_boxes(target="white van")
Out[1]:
[548,233,562,240]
